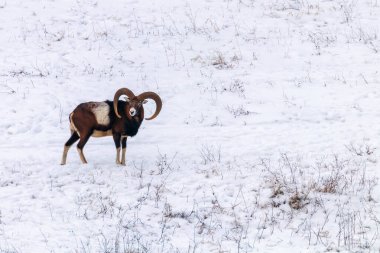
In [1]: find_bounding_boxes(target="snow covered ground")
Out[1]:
[1,0,380,252]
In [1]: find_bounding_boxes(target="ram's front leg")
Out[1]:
[112,133,122,164]
[121,136,127,165]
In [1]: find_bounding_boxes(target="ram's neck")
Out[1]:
[123,119,141,137]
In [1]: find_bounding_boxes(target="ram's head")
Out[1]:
[113,88,162,120]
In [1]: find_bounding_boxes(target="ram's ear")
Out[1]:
[124,97,130,102]
[142,100,148,104]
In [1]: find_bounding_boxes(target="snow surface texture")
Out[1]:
[0,0,380,252]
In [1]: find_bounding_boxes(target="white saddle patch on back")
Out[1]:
[92,102,110,126]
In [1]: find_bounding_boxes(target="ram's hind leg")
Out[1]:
[77,131,92,164]
[61,132,80,165]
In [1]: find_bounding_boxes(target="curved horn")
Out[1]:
[137,92,162,120]
[113,88,135,118]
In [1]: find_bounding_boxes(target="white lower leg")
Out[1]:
[121,148,126,165]
[77,148,87,164]
[61,146,70,165]
[116,147,121,164]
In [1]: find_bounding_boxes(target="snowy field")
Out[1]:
[1,0,380,252]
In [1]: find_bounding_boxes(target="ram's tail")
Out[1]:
[69,112,79,136]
